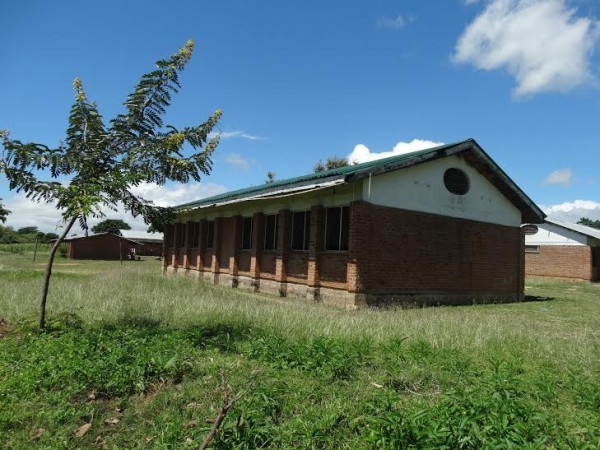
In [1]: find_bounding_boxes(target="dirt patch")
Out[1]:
[0,318,10,338]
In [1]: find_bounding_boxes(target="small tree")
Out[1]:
[0,199,9,223]
[577,217,600,230]
[0,40,221,329]
[91,218,131,235]
[42,232,59,243]
[265,171,276,184]
[313,156,350,173]
[147,223,163,233]
[17,226,39,235]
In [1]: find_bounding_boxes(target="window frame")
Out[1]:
[205,220,215,250]
[169,224,176,248]
[291,210,311,251]
[191,222,200,248]
[263,214,279,251]
[324,206,349,251]
[179,223,186,248]
[241,216,253,250]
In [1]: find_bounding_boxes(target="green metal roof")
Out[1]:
[175,138,545,223]
[176,139,468,209]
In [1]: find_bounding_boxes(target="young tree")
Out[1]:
[17,226,39,235]
[313,156,350,173]
[147,223,163,233]
[0,199,9,223]
[0,40,221,329]
[42,232,59,243]
[265,171,276,184]
[91,218,131,234]
[577,217,600,230]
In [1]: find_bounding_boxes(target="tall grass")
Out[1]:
[0,251,599,448]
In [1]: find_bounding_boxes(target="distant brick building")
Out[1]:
[525,219,600,281]
[64,231,163,260]
[163,139,544,307]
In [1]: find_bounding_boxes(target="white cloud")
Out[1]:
[376,14,413,31]
[541,199,600,222]
[463,0,480,5]
[543,168,572,186]
[453,0,600,96]
[211,130,263,141]
[225,153,254,171]
[2,182,227,234]
[347,138,445,164]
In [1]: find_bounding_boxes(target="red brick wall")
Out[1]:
[319,252,348,286]
[260,251,277,279]
[350,202,522,294]
[525,245,593,281]
[219,217,236,273]
[287,252,308,280]
[69,235,133,260]
[238,252,251,274]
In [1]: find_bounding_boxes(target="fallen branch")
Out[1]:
[198,368,256,450]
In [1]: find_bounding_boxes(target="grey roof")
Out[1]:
[120,230,163,243]
[64,233,143,245]
[176,138,545,223]
[545,218,600,240]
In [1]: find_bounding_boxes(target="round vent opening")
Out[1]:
[444,168,470,195]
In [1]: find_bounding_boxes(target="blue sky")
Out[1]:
[1,0,599,232]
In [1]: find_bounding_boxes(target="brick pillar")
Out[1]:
[307,205,324,299]
[347,201,366,294]
[276,210,291,294]
[162,224,171,273]
[197,220,206,270]
[171,223,179,268]
[183,221,192,269]
[229,216,242,285]
[250,213,264,290]
[517,227,525,298]
[211,217,222,284]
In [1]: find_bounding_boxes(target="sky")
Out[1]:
[1,0,600,234]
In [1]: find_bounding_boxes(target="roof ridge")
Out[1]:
[176,139,473,209]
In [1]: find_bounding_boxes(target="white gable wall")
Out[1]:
[526,223,589,246]
[363,154,522,227]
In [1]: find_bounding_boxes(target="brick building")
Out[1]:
[64,231,163,259]
[525,219,600,281]
[164,139,544,307]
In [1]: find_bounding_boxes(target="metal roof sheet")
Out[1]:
[545,218,600,240]
[175,138,545,223]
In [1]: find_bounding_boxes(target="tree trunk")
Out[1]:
[39,216,78,330]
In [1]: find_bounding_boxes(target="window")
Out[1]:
[241,217,253,250]
[325,206,349,251]
[264,214,278,250]
[191,222,200,248]
[179,224,186,248]
[169,224,176,248]
[205,221,215,249]
[444,168,470,195]
[525,245,540,254]
[291,211,311,251]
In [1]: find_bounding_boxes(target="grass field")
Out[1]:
[1,250,599,449]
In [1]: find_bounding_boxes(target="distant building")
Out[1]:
[163,139,544,307]
[64,231,163,260]
[525,219,600,281]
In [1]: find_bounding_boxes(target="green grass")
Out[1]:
[0,250,599,448]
